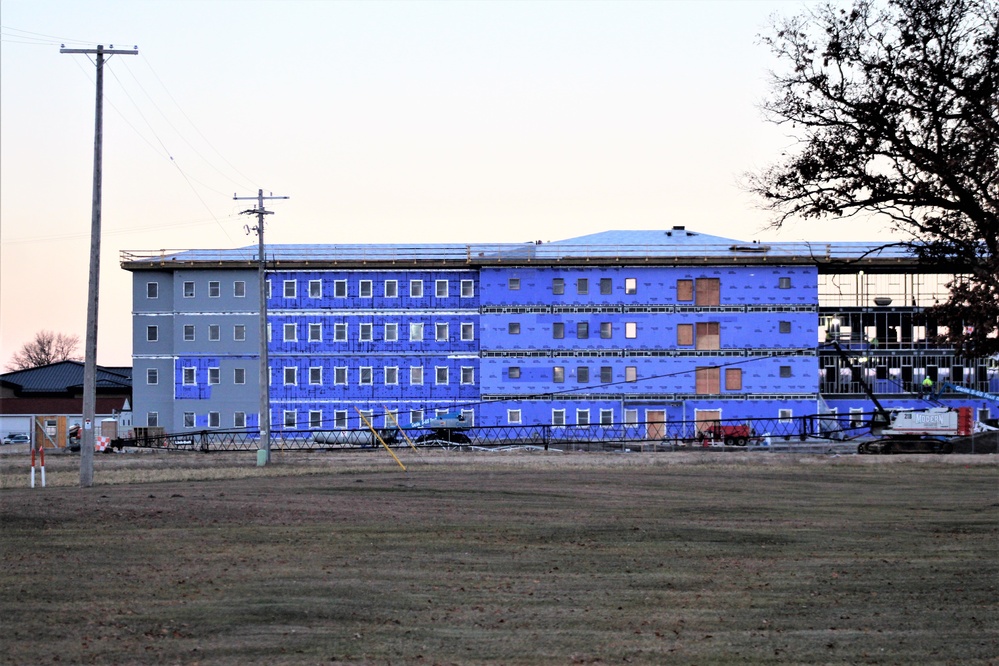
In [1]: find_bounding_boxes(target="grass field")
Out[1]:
[1,450,997,664]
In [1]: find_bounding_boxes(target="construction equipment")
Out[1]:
[859,406,973,454]
[931,381,999,404]
[698,423,761,447]
[407,411,472,445]
[825,342,975,454]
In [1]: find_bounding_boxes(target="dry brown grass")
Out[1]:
[1,449,997,664]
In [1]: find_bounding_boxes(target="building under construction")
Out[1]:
[121,227,998,440]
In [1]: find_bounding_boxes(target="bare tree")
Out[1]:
[6,330,82,371]
[749,0,998,355]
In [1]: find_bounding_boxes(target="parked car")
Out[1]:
[3,433,30,445]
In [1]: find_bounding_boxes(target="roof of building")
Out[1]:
[120,227,919,269]
[0,361,132,395]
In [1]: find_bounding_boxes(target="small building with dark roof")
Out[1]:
[0,361,132,448]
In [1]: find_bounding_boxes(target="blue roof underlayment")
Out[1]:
[125,228,917,264]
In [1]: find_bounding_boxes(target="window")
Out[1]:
[553,322,565,339]
[779,277,792,289]
[625,366,637,382]
[334,323,347,341]
[577,409,590,427]
[695,322,720,350]
[600,322,612,339]
[577,366,590,383]
[234,324,246,341]
[309,323,322,342]
[600,278,612,295]
[234,412,246,429]
[147,412,159,427]
[553,366,565,383]
[334,411,348,429]
[625,322,637,339]
[384,366,399,385]
[435,322,449,341]
[359,367,373,385]
[696,278,721,306]
[552,409,566,427]
[410,366,423,385]
[309,280,322,298]
[184,325,195,342]
[384,280,398,298]
[625,278,637,295]
[385,323,398,342]
[146,282,158,299]
[284,411,297,428]
[508,277,520,290]
[410,322,424,341]
[461,367,474,384]
[409,410,424,426]
[410,279,423,298]
[460,322,474,341]
[183,367,196,385]
[600,409,614,426]
[577,322,589,339]
[600,366,613,383]
[577,278,588,295]
[283,323,297,342]
[209,281,220,298]
[284,366,297,385]
[624,409,638,426]
[508,409,522,424]
[508,366,521,379]
[184,412,195,428]
[234,368,245,385]
[184,281,195,298]
[209,412,220,428]
[208,367,220,385]
[359,323,373,341]
[310,411,322,429]
[146,368,158,385]
[552,278,565,295]
[309,366,322,385]
[725,368,742,390]
[209,324,220,341]
[359,280,372,298]
[508,322,521,335]
[435,279,449,298]
[435,366,449,384]
[780,365,793,378]
[779,408,793,422]
[266,280,272,299]
[779,321,792,334]
[283,280,296,298]
[677,323,693,346]
[234,281,246,297]
[696,367,721,394]
[334,367,348,385]
[461,279,474,297]
[677,279,693,301]
[334,280,347,298]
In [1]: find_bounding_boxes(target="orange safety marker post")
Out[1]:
[383,406,421,453]
[30,446,46,488]
[355,408,406,472]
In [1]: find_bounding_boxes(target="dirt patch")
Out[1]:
[1,451,997,664]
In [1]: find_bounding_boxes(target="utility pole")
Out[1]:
[61,44,138,488]
[235,189,289,464]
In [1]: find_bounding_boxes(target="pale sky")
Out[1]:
[1,0,894,367]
